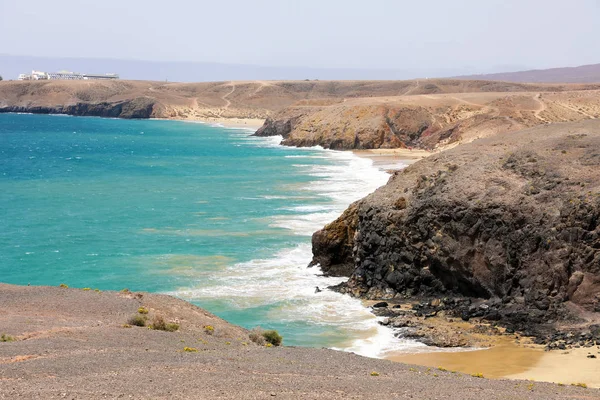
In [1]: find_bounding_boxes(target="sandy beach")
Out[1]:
[389,339,600,388]
[193,117,265,130]
[353,148,433,170]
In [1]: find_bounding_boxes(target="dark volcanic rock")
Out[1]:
[313,120,600,330]
[0,97,158,119]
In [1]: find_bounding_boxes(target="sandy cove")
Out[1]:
[0,283,597,399]
[388,329,600,389]
[170,117,266,130]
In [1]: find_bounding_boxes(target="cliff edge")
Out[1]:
[312,120,600,335]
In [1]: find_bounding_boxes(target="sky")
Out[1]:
[1,0,599,75]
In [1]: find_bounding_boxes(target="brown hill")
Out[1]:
[456,63,600,84]
[256,86,600,150]
[2,79,600,150]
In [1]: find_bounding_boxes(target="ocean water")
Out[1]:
[0,113,425,356]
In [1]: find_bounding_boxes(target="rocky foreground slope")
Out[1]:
[312,120,600,336]
[2,284,592,399]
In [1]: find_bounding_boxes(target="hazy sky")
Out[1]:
[1,0,599,71]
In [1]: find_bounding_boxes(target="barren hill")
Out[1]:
[455,63,600,84]
[256,86,600,150]
[2,79,600,150]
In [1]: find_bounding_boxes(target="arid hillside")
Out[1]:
[2,79,600,150]
[256,87,600,150]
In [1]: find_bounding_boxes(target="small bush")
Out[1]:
[204,325,215,335]
[149,315,179,332]
[138,307,149,314]
[265,343,273,348]
[59,283,68,288]
[82,288,91,291]
[122,324,132,328]
[121,288,130,293]
[94,288,101,292]
[471,372,484,378]
[183,347,198,352]
[370,371,380,376]
[249,328,265,345]
[572,383,588,388]
[127,315,147,327]
[1,334,15,342]
[262,330,283,346]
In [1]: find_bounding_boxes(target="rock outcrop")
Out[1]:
[253,88,600,151]
[0,97,158,119]
[312,120,600,330]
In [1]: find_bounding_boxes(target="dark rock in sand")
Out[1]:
[372,301,389,308]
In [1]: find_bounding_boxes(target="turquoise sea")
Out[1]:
[0,113,422,356]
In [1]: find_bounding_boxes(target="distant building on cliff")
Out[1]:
[17,70,119,81]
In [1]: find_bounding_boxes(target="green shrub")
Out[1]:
[183,347,198,352]
[138,307,149,314]
[59,283,68,288]
[127,314,147,327]
[370,371,380,376]
[82,288,91,291]
[203,325,214,335]
[262,330,282,346]
[0,334,15,342]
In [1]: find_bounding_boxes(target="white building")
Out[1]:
[18,70,119,81]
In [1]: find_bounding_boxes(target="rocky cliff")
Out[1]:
[255,89,600,151]
[312,120,600,332]
[0,97,158,119]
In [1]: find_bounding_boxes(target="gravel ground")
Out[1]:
[1,284,598,399]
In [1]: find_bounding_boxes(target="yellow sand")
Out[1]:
[353,148,432,170]
[198,117,265,130]
[388,339,600,388]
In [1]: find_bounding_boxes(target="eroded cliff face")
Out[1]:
[0,97,159,119]
[312,120,600,327]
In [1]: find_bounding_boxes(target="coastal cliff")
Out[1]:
[312,120,600,334]
[2,79,600,145]
[0,97,158,119]
[255,89,600,151]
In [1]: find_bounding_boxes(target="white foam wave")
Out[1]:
[170,132,420,358]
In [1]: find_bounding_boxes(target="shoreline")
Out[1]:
[172,116,265,130]
[352,148,432,171]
